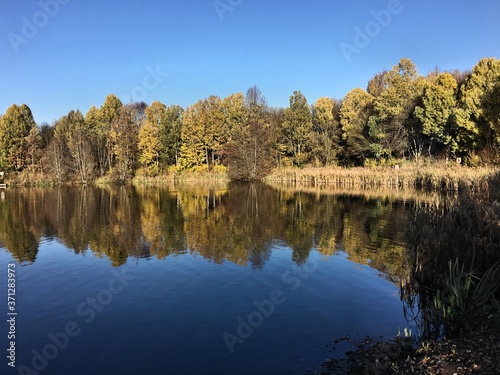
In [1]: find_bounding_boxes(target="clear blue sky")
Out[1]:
[1,0,499,124]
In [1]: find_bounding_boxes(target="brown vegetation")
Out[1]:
[265,163,496,191]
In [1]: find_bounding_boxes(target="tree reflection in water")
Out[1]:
[0,183,412,279]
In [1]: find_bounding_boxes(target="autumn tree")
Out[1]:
[204,95,226,167]
[39,123,54,149]
[222,92,245,134]
[138,101,182,174]
[179,100,209,169]
[25,126,43,172]
[44,120,70,183]
[179,96,225,170]
[89,94,123,176]
[367,70,389,97]
[138,101,164,174]
[311,97,341,166]
[268,107,285,167]
[58,110,96,183]
[226,86,274,181]
[0,104,38,171]
[282,90,312,165]
[109,105,139,181]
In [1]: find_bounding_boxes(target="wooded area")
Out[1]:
[1,57,499,183]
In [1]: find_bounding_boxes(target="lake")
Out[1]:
[0,183,422,374]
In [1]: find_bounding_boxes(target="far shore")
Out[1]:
[1,163,498,192]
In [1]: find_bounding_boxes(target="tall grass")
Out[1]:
[265,163,495,191]
[402,172,500,338]
[132,167,229,186]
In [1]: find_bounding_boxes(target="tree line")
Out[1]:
[1,57,499,182]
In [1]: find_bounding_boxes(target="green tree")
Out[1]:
[483,79,500,148]
[0,104,38,171]
[454,58,500,158]
[370,58,425,159]
[282,90,312,165]
[414,73,458,156]
[339,88,374,164]
[160,105,183,167]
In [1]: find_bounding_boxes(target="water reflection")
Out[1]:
[0,183,412,277]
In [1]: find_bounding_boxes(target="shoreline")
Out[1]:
[313,327,500,374]
[2,164,497,191]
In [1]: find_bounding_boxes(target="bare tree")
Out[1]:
[44,136,70,184]
[226,86,274,181]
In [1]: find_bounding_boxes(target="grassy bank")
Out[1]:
[2,169,229,187]
[131,168,229,186]
[265,163,495,191]
[3,163,497,192]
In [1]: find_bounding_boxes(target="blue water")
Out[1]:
[0,240,407,375]
[0,185,413,374]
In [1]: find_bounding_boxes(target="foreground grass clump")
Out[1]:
[402,171,500,339]
[265,163,494,191]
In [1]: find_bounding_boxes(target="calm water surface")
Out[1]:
[0,183,421,374]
